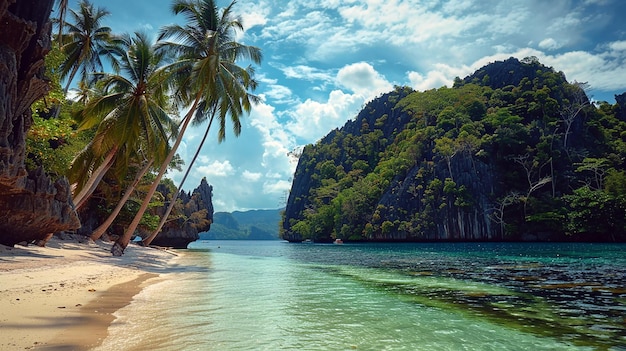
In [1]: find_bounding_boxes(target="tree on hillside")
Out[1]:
[69,32,177,212]
[113,0,262,255]
[560,81,589,153]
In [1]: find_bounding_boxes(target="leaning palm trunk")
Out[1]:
[112,95,201,256]
[90,159,153,241]
[63,64,79,94]
[142,112,216,246]
[56,0,68,49]
[73,146,118,209]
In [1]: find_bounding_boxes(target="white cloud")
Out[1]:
[260,9,332,47]
[407,62,474,91]
[282,62,395,143]
[609,40,626,52]
[238,0,269,29]
[263,179,292,195]
[197,155,209,164]
[196,160,235,178]
[249,102,296,172]
[280,65,334,83]
[286,89,362,142]
[264,84,294,104]
[336,62,393,99]
[408,71,451,91]
[242,170,262,182]
[538,38,562,51]
[544,51,626,92]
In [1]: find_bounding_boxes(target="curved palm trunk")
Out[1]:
[63,64,79,93]
[112,96,201,256]
[73,146,118,210]
[54,64,79,118]
[57,0,68,49]
[143,112,216,246]
[90,159,153,241]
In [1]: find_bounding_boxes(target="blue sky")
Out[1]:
[65,0,626,212]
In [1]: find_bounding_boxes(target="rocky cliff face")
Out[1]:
[148,178,214,248]
[282,89,414,241]
[0,0,80,246]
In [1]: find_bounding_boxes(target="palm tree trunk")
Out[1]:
[73,146,118,209]
[63,64,79,94]
[142,111,216,246]
[90,159,153,241]
[112,94,201,256]
[54,64,80,118]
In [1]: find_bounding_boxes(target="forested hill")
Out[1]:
[200,209,282,240]
[281,57,626,243]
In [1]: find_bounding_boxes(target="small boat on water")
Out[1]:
[303,239,313,243]
[333,238,343,244]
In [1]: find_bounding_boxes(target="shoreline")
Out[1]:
[39,273,158,351]
[0,236,177,350]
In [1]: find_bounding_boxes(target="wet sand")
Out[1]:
[0,236,175,350]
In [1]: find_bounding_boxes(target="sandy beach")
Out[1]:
[0,236,177,350]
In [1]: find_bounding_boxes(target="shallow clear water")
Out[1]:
[93,241,626,351]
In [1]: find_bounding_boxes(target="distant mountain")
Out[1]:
[200,208,283,240]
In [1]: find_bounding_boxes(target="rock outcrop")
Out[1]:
[149,178,214,248]
[0,0,80,246]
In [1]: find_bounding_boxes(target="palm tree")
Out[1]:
[112,0,262,255]
[68,32,177,212]
[89,157,154,241]
[143,81,258,246]
[58,0,113,93]
[55,0,69,49]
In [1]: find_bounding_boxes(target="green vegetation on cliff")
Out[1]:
[282,57,626,243]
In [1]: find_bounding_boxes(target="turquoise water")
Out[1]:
[93,241,626,351]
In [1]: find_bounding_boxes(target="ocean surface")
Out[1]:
[93,241,626,351]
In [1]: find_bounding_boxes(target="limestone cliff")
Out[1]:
[282,58,626,242]
[148,178,214,248]
[0,0,80,246]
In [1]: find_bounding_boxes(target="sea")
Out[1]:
[92,240,626,351]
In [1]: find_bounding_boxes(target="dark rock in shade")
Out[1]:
[0,0,80,246]
[148,178,214,248]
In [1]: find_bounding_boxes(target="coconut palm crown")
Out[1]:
[68,31,178,207]
[58,0,114,93]
[116,0,262,253]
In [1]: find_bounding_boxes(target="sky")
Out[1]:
[64,0,626,213]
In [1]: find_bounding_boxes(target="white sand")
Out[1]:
[0,236,176,350]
